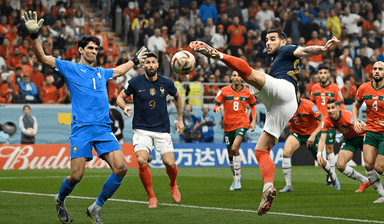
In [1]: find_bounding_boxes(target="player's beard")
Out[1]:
[374,76,383,82]
[146,68,157,77]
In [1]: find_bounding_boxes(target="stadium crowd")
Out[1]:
[0,0,384,105]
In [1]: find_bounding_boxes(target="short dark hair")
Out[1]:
[23,105,31,110]
[317,63,330,72]
[146,52,158,59]
[77,36,100,52]
[266,28,287,40]
[327,99,337,105]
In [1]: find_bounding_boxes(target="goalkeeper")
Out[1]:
[23,11,148,224]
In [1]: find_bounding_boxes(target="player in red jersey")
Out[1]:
[214,71,257,191]
[318,99,371,192]
[280,94,324,192]
[353,61,384,203]
[310,64,345,186]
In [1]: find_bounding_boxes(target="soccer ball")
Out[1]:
[171,51,196,76]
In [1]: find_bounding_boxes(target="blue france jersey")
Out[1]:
[269,45,300,92]
[124,74,177,133]
[54,58,114,126]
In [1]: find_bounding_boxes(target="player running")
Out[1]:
[353,61,384,203]
[116,52,184,208]
[280,95,325,192]
[190,29,339,215]
[310,64,345,186]
[23,11,148,224]
[318,99,371,192]
[213,71,257,191]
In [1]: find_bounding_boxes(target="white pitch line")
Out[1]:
[1,190,383,223]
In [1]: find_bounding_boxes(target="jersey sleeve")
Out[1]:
[280,45,299,60]
[101,68,114,83]
[309,103,322,120]
[124,78,135,96]
[321,118,332,133]
[247,90,257,106]
[356,85,364,103]
[214,89,224,105]
[335,87,345,107]
[54,58,73,78]
[310,89,315,102]
[167,79,178,96]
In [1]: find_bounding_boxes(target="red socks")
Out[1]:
[138,165,156,199]
[255,149,275,184]
[222,55,253,80]
[166,164,178,187]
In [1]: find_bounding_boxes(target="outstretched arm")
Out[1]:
[23,11,55,69]
[113,46,148,78]
[294,36,340,58]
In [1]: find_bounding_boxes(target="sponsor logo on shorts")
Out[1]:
[73,146,78,154]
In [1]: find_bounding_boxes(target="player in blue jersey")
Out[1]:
[23,11,148,224]
[116,52,184,208]
[190,28,339,215]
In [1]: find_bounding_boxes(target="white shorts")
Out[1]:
[250,74,298,139]
[132,129,174,156]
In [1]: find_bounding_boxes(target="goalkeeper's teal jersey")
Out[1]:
[54,58,114,127]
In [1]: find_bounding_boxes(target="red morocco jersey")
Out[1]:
[289,99,322,136]
[214,85,256,132]
[356,81,384,134]
[310,82,345,117]
[321,110,364,139]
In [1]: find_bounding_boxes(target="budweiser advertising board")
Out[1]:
[0,144,139,170]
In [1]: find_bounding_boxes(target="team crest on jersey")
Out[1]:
[160,87,165,96]
[150,88,156,96]
[73,146,78,154]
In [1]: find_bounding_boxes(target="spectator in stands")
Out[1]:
[188,1,200,26]
[73,8,86,29]
[131,12,149,47]
[40,75,57,104]
[357,46,371,67]
[5,25,18,47]
[352,56,365,86]
[284,12,303,45]
[367,30,381,50]
[11,66,23,87]
[0,77,5,103]
[256,1,274,32]
[362,12,378,36]
[108,77,121,103]
[227,16,246,57]
[96,46,107,66]
[303,14,320,42]
[223,0,243,23]
[178,35,193,53]
[142,2,154,19]
[315,10,328,29]
[19,74,39,103]
[341,6,364,39]
[19,105,37,144]
[319,0,334,13]
[196,104,216,142]
[180,104,200,143]
[30,64,44,91]
[194,17,205,39]
[19,39,31,56]
[341,77,357,105]
[305,73,320,99]
[327,8,342,38]
[165,9,177,32]
[243,16,259,32]
[104,37,119,63]
[0,0,14,19]
[6,46,21,71]
[56,83,71,104]
[198,0,218,25]
[104,56,117,69]
[0,38,13,59]
[358,37,374,59]
[147,28,166,56]
[211,24,227,52]
[339,47,353,68]
[1,75,20,103]
[16,55,33,77]
[172,15,188,36]
[204,74,220,103]
[306,31,324,71]
[0,15,11,37]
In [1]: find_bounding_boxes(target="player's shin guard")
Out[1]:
[166,164,178,187]
[366,169,384,197]
[255,149,275,192]
[233,155,241,177]
[96,173,123,207]
[139,165,156,199]
[58,177,77,202]
[282,158,292,187]
[327,152,336,173]
[222,55,252,80]
[342,166,369,183]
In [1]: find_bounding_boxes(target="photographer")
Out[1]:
[180,104,200,142]
[196,104,216,142]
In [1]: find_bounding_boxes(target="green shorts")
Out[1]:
[225,127,248,146]
[364,131,384,156]
[289,133,320,158]
[340,136,364,154]
[325,129,336,145]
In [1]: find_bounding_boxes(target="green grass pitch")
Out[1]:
[0,166,383,224]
